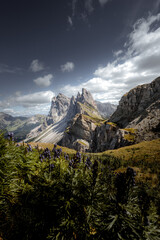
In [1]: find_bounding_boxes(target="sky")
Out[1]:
[0,0,160,116]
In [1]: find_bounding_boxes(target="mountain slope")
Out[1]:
[23,77,160,151]
[0,113,46,141]
[110,77,160,141]
[59,89,104,151]
[89,77,160,152]
[95,101,117,118]
[26,88,104,149]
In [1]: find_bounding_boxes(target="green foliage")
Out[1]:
[0,134,160,240]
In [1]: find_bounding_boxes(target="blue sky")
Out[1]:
[0,0,160,116]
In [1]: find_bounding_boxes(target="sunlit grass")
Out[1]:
[96,138,160,162]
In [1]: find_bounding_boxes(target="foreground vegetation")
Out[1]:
[0,133,160,240]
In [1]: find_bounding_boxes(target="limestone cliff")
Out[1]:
[25,88,103,145]
[110,77,160,142]
[59,89,104,151]
[60,114,101,151]
[91,122,135,152]
[89,77,160,152]
[48,93,70,123]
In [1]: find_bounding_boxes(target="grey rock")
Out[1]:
[48,93,70,122]
[60,114,97,151]
[76,88,97,110]
[110,77,160,128]
[95,101,117,118]
[91,122,132,152]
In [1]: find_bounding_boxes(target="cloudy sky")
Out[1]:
[0,0,160,116]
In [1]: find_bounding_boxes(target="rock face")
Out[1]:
[48,93,70,123]
[91,122,133,152]
[109,77,160,142]
[127,99,160,142]
[59,89,103,151]
[95,101,117,118]
[25,88,103,146]
[110,77,160,126]
[77,88,97,109]
[89,77,160,152]
[60,114,98,151]
[25,94,71,142]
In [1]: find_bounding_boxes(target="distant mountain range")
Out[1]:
[0,113,46,141]
[0,76,159,152]
[96,101,117,118]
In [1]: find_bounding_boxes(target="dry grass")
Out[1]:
[97,138,160,162]
[21,142,76,154]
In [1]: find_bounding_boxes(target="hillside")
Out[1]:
[97,138,160,162]
[0,133,160,240]
[0,113,46,141]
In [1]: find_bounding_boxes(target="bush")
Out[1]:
[0,134,160,240]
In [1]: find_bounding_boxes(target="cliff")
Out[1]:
[110,77,160,142]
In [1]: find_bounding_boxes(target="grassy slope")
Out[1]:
[28,142,76,154]
[96,138,160,186]
[23,138,160,187]
[100,138,160,162]
[28,138,160,161]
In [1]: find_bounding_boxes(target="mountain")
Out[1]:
[0,113,46,141]
[90,77,160,152]
[90,121,134,152]
[95,101,117,118]
[25,88,104,151]
[110,77,160,142]
[59,88,104,151]
[47,93,70,124]
[7,77,159,152]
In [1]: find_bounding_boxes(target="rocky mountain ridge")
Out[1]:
[25,88,116,145]
[1,77,159,152]
[110,77,160,142]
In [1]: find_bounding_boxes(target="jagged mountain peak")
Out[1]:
[76,88,97,109]
[48,93,70,122]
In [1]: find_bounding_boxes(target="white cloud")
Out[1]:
[33,74,53,87]
[30,59,44,72]
[99,0,109,6]
[15,91,54,107]
[68,16,73,26]
[113,50,123,57]
[61,13,160,103]
[0,91,55,116]
[61,62,75,72]
[15,91,21,97]
[2,108,15,115]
